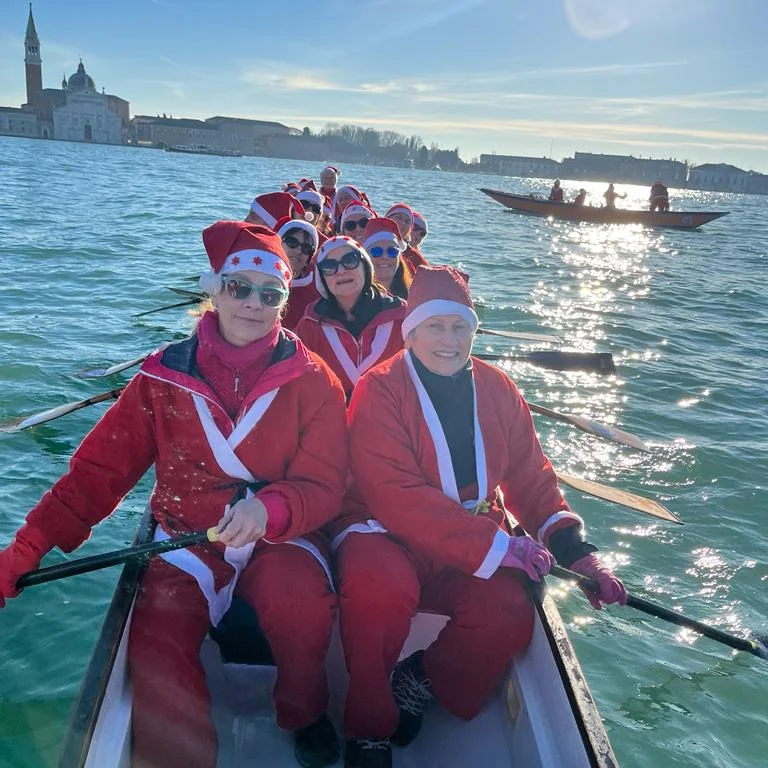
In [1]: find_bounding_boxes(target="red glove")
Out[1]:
[570,554,627,610]
[0,525,50,607]
[501,537,554,582]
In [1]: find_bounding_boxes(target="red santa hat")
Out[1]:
[300,179,319,191]
[199,220,292,295]
[401,265,478,340]
[322,165,341,178]
[331,184,367,221]
[275,216,320,255]
[340,202,376,230]
[385,203,415,228]
[282,182,301,196]
[250,192,311,228]
[297,187,324,209]
[313,235,372,299]
[412,210,428,234]
[361,217,406,253]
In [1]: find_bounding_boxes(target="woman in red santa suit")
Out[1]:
[319,165,341,203]
[331,185,372,234]
[384,203,428,275]
[361,217,412,300]
[336,265,626,768]
[245,190,311,227]
[0,222,347,768]
[410,210,428,250]
[339,201,376,241]
[295,234,405,401]
[276,216,323,331]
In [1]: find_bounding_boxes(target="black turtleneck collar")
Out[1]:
[317,287,401,338]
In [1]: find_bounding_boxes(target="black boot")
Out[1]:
[294,714,340,768]
[344,738,392,768]
[391,650,434,747]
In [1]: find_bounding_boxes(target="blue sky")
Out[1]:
[1,0,767,171]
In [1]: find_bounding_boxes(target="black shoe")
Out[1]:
[390,650,434,747]
[344,738,392,768]
[294,714,340,768]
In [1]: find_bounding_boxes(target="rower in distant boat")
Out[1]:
[335,265,627,768]
[649,180,670,212]
[384,203,429,274]
[548,179,564,202]
[573,188,588,206]
[603,183,627,209]
[0,221,349,768]
[362,218,412,300]
[276,216,322,331]
[296,236,405,400]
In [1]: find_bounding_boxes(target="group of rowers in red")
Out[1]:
[0,164,626,768]
[548,178,671,211]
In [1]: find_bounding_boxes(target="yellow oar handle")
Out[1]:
[206,527,219,543]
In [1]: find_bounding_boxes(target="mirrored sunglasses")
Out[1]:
[369,245,400,259]
[343,217,369,232]
[222,276,288,307]
[282,234,315,256]
[318,250,362,276]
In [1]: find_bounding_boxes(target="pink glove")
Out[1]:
[0,525,50,607]
[501,537,554,582]
[570,554,628,610]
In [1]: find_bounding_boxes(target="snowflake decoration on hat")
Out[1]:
[252,256,263,265]
[231,256,240,266]
[275,261,290,279]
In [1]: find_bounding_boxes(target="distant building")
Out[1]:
[688,163,749,193]
[130,115,292,155]
[479,154,561,177]
[0,5,129,143]
[746,171,768,195]
[560,152,688,185]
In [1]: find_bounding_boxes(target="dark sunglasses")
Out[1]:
[222,276,288,307]
[300,202,321,214]
[343,217,369,232]
[282,234,315,256]
[369,245,400,259]
[318,250,362,276]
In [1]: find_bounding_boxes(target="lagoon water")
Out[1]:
[0,136,766,767]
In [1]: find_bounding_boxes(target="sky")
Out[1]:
[1,0,767,172]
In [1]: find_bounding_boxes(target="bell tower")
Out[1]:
[24,3,43,103]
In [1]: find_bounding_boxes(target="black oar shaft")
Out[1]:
[16,530,211,589]
[551,565,764,658]
[134,298,199,318]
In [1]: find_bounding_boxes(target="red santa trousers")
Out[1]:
[337,533,534,739]
[128,543,336,768]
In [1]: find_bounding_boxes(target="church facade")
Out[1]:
[0,5,129,144]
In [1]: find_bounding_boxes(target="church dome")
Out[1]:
[67,61,95,92]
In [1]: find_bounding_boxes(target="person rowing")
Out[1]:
[0,221,348,768]
[297,181,327,228]
[411,210,428,249]
[548,179,564,202]
[603,183,627,209]
[649,180,670,212]
[331,185,371,234]
[276,216,322,331]
[573,188,587,206]
[339,201,376,240]
[336,265,626,767]
[362,217,412,300]
[319,165,341,204]
[384,203,429,274]
[245,190,311,227]
[296,235,405,400]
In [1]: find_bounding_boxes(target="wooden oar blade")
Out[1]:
[555,471,682,524]
[477,328,562,344]
[0,388,123,433]
[78,354,148,379]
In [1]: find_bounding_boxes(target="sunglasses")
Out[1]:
[318,250,362,276]
[369,245,400,259]
[301,202,321,214]
[222,276,288,307]
[282,234,315,256]
[343,217,369,232]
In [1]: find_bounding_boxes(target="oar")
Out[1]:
[555,471,681,523]
[167,286,205,299]
[0,388,124,433]
[551,565,768,660]
[78,354,148,379]
[475,351,616,375]
[529,402,650,452]
[477,328,562,344]
[16,528,219,589]
[134,298,200,318]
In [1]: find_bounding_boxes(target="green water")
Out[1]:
[0,136,766,767]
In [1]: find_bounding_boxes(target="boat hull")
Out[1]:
[60,514,617,767]
[480,188,729,229]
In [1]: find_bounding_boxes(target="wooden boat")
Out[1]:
[166,144,242,157]
[481,187,729,230]
[58,511,618,767]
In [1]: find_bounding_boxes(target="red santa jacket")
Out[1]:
[295,295,405,397]
[282,270,321,331]
[402,245,428,275]
[342,350,582,578]
[25,330,348,590]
